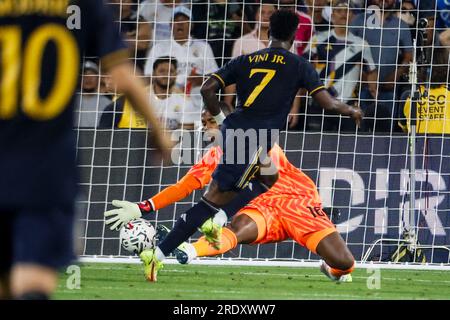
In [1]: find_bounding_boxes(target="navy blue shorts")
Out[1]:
[212,115,278,192]
[0,206,76,274]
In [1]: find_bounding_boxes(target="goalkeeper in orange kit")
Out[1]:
[105,110,355,282]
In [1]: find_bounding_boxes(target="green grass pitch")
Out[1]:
[53,263,450,300]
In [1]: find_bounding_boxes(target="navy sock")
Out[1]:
[222,180,269,219]
[159,198,218,256]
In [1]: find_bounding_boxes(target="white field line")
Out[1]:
[77,264,450,284]
[79,256,450,271]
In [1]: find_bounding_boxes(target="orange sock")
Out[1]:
[329,263,355,278]
[193,227,238,257]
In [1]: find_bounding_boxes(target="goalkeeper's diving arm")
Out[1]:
[104,172,205,230]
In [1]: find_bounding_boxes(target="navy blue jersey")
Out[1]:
[0,0,128,207]
[212,47,325,130]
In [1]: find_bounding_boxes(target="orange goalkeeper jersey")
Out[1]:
[150,143,322,212]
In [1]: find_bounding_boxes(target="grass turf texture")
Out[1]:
[54,263,450,300]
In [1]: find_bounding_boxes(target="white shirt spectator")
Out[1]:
[139,0,187,40]
[149,85,199,130]
[144,38,218,111]
[232,28,268,57]
[232,27,296,58]
[145,38,217,87]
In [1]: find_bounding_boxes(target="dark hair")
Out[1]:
[269,9,299,41]
[418,47,449,87]
[429,47,450,86]
[153,56,178,71]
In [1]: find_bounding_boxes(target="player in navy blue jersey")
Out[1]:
[0,0,171,299]
[136,9,362,282]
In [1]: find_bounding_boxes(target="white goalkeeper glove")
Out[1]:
[104,199,154,231]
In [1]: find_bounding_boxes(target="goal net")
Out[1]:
[74,0,450,267]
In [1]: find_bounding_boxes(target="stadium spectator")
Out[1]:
[231,1,276,58]
[304,0,332,32]
[76,61,112,128]
[140,0,188,41]
[398,47,450,134]
[303,0,377,131]
[100,57,197,130]
[397,0,416,38]
[191,0,243,66]
[113,0,152,73]
[143,6,218,112]
[350,0,413,132]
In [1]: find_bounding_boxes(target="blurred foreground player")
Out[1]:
[0,0,170,300]
[136,9,362,281]
[106,110,355,282]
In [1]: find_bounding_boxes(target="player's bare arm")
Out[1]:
[200,77,225,124]
[365,69,378,99]
[313,90,364,128]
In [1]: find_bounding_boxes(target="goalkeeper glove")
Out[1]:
[104,199,154,231]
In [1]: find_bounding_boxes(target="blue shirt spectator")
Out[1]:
[348,0,413,132]
[350,10,413,85]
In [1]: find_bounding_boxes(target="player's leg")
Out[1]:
[200,147,279,247]
[281,205,355,282]
[10,265,58,299]
[174,209,264,264]
[140,176,262,281]
[200,177,272,248]
[229,213,260,244]
[297,207,354,281]
[151,153,245,262]
[140,135,277,281]
[193,213,260,259]
[148,188,234,256]
[315,231,355,281]
[9,206,75,299]
[143,155,269,262]
[196,128,278,247]
[140,191,229,281]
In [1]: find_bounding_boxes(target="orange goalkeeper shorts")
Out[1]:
[236,203,336,254]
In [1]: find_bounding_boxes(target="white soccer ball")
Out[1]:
[120,218,156,254]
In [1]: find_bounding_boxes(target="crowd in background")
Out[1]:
[75,0,450,134]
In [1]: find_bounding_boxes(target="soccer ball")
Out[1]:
[120,218,156,254]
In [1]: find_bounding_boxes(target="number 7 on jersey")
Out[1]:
[243,68,276,107]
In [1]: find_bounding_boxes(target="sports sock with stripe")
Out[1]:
[193,227,238,257]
